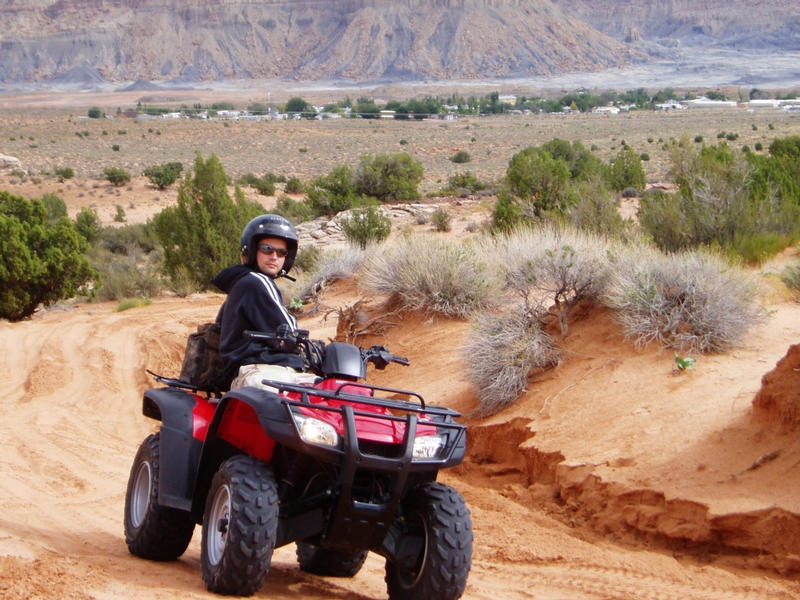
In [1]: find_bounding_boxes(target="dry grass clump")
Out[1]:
[361,234,496,318]
[463,308,561,417]
[492,224,615,336]
[606,247,762,353]
[295,247,366,303]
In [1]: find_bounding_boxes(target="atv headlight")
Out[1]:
[412,434,447,460]
[292,413,339,448]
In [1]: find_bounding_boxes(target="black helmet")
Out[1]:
[240,214,298,275]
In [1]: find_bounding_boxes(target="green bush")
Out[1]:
[87,107,103,119]
[566,181,628,238]
[445,171,486,194]
[306,165,359,216]
[153,153,264,289]
[144,162,183,189]
[463,307,560,416]
[362,235,494,317]
[284,177,304,194]
[0,191,97,320]
[340,206,392,249]
[354,153,423,202]
[491,189,523,233]
[54,166,75,181]
[506,147,571,216]
[607,146,646,193]
[104,166,131,186]
[92,248,162,302]
[274,194,314,224]
[41,193,67,221]
[431,207,452,232]
[450,150,471,163]
[74,207,101,244]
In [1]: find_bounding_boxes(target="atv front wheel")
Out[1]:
[124,433,195,560]
[201,455,279,596]
[296,542,368,577]
[385,482,472,600]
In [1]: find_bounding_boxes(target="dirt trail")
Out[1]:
[1,284,800,598]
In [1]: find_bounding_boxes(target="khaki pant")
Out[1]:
[230,363,318,394]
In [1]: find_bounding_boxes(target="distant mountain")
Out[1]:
[552,0,800,51]
[0,1,796,88]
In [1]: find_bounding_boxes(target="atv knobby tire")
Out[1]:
[296,542,368,577]
[124,433,195,560]
[385,482,473,600]
[201,455,279,596]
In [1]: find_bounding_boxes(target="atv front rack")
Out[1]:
[262,378,461,420]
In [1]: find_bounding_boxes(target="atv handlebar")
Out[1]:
[243,329,409,374]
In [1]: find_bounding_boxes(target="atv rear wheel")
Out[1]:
[201,455,279,596]
[296,542,368,577]
[124,433,195,560]
[385,482,472,600]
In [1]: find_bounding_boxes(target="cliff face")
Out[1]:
[0,0,794,86]
[0,0,638,84]
[551,0,800,49]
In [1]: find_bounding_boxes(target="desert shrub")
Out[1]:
[104,166,131,186]
[54,166,75,181]
[87,107,103,119]
[605,248,762,353]
[340,206,392,249]
[306,165,359,216]
[607,146,646,193]
[293,244,323,273]
[734,233,792,265]
[0,191,97,320]
[354,153,423,202]
[463,307,560,416]
[494,224,613,336]
[781,262,800,297]
[238,172,276,195]
[566,182,629,238]
[92,248,162,301]
[298,247,365,302]
[540,138,605,181]
[116,297,152,312]
[505,147,571,215]
[491,189,523,233]
[114,205,126,223]
[361,235,495,317]
[112,144,120,152]
[450,150,471,163]
[144,162,183,189]
[431,207,452,232]
[97,222,159,254]
[152,153,264,289]
[445,171,486,194]
[41,193,68,221]
[284,177,304,194]
[274,194,314,224]
[74,207,101,244]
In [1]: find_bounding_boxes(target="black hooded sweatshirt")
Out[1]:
[211,264,304,386]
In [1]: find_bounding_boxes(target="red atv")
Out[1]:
[124,328,472,599]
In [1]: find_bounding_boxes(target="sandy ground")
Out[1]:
[1,260,800,599]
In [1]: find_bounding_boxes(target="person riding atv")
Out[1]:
[211,214,317,393]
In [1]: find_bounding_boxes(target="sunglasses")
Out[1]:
[257,243,288,258]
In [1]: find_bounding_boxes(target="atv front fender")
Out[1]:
[142,387,203,511]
